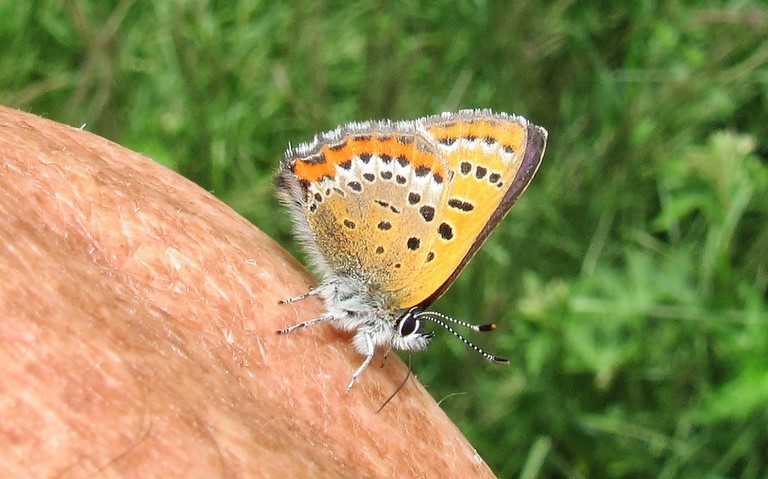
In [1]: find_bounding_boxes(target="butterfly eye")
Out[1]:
[393,308,433,352]
[397,313,420,337]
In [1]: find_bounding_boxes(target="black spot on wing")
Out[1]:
[376,200,401,214]
[303,152,326,164]
[438,222,454,240]
[419,205,435,222]
[448,198,475,212]
[328,140,347,151]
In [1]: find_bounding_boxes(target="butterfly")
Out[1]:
[276,109,547,392]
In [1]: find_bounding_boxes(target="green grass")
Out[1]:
[3,0,768,476]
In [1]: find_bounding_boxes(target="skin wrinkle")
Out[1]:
[0,106,496,478]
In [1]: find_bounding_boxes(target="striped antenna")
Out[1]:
[415,310,509,364]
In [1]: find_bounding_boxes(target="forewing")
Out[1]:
[393,110,548,308]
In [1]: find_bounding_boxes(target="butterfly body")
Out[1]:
[277,109,547,391]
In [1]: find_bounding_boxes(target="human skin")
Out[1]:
[0,106,496,478]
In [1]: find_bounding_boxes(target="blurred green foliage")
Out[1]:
[2,0,767,477]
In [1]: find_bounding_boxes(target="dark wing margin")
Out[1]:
[417,123,548,308]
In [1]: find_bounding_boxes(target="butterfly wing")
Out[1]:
[277,120,452,308]
[392,110,548,308]
[277,110,547,312]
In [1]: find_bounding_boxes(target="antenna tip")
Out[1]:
[478,323,497,332]
[493,357,510,365]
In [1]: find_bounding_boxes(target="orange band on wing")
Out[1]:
[429,121,526,152]
[291,134,447,184]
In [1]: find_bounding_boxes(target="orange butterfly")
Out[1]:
[277,109,547,392]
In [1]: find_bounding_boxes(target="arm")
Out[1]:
[0,106,495,478]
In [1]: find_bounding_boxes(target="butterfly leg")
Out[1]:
[345,333,375,394]
[276,314,334,335]
[380,346,392,367]
[278,286,321,305]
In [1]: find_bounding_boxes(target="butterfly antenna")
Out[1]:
[415,310,499,332]
[376,353,413,414]
[415,311,509,364]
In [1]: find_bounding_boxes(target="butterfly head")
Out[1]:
[391,306,434,352]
